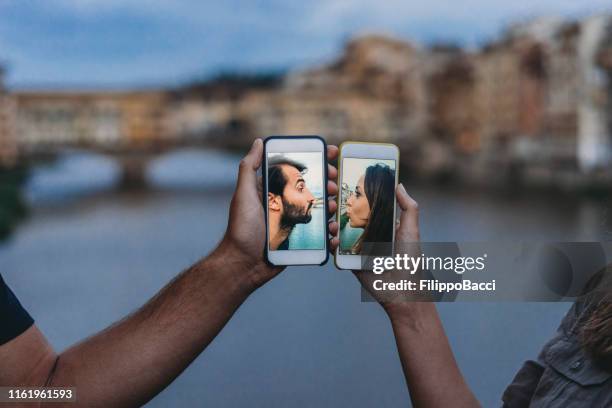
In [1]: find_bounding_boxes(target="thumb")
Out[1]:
[396,183,419,241]
[237,138,263,190]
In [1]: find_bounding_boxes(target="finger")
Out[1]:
[327,180,338,196]
[327,145,339,161]
[328,163,338,180]
[327,199,337,216]
[237,138,263,190]
[396,183,419,240]
[330,237,339,251]
[328,221,339,236]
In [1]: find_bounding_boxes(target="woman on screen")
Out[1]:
[346,163,395,254]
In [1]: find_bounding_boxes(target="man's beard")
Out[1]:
[280,199,313,230]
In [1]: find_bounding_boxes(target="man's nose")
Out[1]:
[306,189,315,201]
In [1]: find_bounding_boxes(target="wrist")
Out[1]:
[384,301,438,333]
[210,237,278,293]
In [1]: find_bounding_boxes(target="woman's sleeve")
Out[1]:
[501,303,578,407]
[501,359,545,407]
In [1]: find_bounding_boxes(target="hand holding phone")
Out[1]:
[223,137,338,285]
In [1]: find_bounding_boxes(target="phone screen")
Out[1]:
[339,157,396,255]
[266,151,326,251]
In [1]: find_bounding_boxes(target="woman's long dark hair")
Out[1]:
[579,269,612,368]
[353,164,395,254]
[581,299,612,367]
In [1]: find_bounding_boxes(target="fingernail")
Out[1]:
[399,183,407,194]
[248,139,259,154]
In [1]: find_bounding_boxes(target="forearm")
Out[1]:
[50,241,256,407]
[386,303,479,408]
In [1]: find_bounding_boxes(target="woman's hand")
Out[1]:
[332,184,479,407]
[330,183,426,316]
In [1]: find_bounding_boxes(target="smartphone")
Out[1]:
[263,136,329,266]
[335,142,399,270]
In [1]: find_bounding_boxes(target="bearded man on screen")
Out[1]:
[267,156,315,250]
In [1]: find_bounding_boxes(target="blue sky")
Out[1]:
[0,0,610,88]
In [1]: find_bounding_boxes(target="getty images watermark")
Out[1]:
[358,242,612,302]
[370,252,494,293]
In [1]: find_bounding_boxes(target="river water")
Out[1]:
[289,207,326,250]
[1,148,609,407]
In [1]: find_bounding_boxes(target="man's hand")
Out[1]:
[221,138,339,290]
[0,138,341,408]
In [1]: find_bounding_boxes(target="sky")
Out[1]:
[0,0,610,88]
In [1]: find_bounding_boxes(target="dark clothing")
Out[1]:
[0,274,34,345]
[502,299,612,407]
[278,237,289,250]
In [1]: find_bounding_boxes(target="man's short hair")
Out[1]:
[268,155,307,196]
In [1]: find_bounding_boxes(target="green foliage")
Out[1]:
[340,212,349,230]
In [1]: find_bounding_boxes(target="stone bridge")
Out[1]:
[18,138,230,189]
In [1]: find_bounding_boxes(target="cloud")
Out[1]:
[49,0,170,15]
[302,0,612,42]
[0,1,610,87]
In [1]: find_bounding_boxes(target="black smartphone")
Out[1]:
[263,136,329,265]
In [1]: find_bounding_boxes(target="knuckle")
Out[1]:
[239,158,250,171]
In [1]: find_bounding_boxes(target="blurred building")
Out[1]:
[286,34,422,102]
[165,96,234,142]
[577,15,612,171]
[147,25,612,184]
[119,91,169,146]
[424,47,479,153]
[8,15,612,188]
[13,90,169,152]
[0,66,17,165]
[474,34,548,154]
[545,23,580,142]
[250,35,426,145]
[470,16,612,182]
[238,89,416,145]
[15,91,123,149]
[161,36,428,149]
[165,73,282,148]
